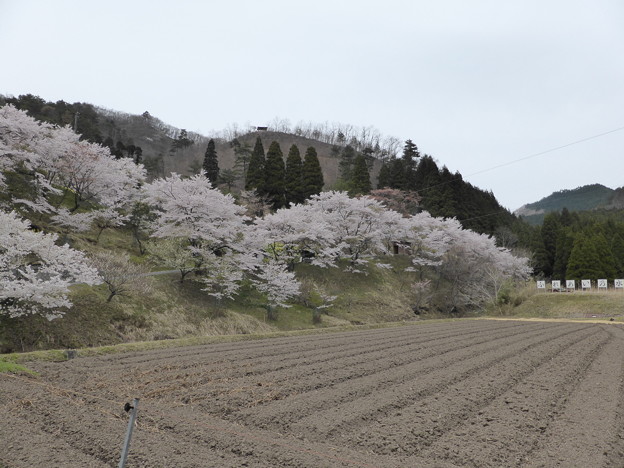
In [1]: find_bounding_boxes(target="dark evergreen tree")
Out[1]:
[531,231,551,278]
[202,139,219,183]
[539,212,561,277]
[377,163,391,189]
[435,166,458,218]
[413,155,444,216]
[302,146,324,199]
[611,232,624,276]
[171,129,193,153]
[218,168,238,191]
[388,157,406,189]
[232,139,252,178]
[133,146,143,165]
[245,137,266,192]
[362,147,375,170]
[413,154,439,192]
[264,141,286,210]
[593,232,617,279]
[284,144,304,205]
[552,229,574,280]
[401,139,419,189]
[338,145,357,183]
[566,234,602,280]
[349,154,372,195]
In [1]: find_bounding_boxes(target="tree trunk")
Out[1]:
[266,305,277,321]
[312,307,322,324]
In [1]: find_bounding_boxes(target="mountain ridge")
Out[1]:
[515,183,624,224]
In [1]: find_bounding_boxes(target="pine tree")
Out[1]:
[302,146,324,199]
[264,141,286,210]
[171,129,193,153]
[611,233,624,276]
[349,154,372,195]
[566,234,602,280]
[232,138,252,178]
[593,232,617,279]
[338,145,356,183]
[388,157,406,189]
[401,139,419,190]
[245,137,266,193]
[218,168,238,191]
[284,144,304,205]
[552,229,574,280]
[539,212,561,277]
[377,162,391,189]
[202,139,219,183]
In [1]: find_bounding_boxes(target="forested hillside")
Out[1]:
[0,102,532,352]
[1,93,521,238]
[528,208,624,280]
[516,184,623,225]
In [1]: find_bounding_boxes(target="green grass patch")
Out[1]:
[501,289,624,320]
[0,361,37,375]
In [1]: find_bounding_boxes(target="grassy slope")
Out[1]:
[0,215,420,353]
[496,286,624,321]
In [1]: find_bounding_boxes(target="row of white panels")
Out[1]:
[537,279,624,289]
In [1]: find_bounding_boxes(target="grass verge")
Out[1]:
[0,318,470,364]
[494,287,624,321]
[0,361,37,375]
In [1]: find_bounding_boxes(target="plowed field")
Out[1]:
[2,320,624,467]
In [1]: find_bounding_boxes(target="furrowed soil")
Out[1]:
[2,320,624,467]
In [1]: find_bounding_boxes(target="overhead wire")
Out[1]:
[405,124,624,222]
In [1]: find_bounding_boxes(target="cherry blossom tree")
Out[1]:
[252,260,300,320]
[51,208,95,233]
[92,207,129,243]
[0,104,61,214]
[0,210,101,319]
[144,172,257,298]
[90,251,150,302]
[254,203,339,270]
[0,104,145,219]
[367,188,421,217]
[51,138,145,211]
[425,217,531,311]
[303,191,400,269]
[146,238,197,282]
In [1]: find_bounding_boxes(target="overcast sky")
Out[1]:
[2,0,623,210]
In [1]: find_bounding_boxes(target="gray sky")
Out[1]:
[2,0,623,210]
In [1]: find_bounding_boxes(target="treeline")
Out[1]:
[219,118,403,161]
[203,136,325,210]
[0,93,144,163]
[4,93,524,242]
[375,140,518,236]
[530,208,624,280]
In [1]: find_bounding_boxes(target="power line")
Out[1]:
[413,124,624,210]
[466,125,624,178]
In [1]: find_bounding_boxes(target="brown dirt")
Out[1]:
[2,320,624,467]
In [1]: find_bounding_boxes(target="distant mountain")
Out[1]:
[515,184,624,224]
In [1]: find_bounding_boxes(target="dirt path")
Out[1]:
[2,320,624,467]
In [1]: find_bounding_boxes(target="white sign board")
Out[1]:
[615,279,624,289]
[581,280,591,289]
[551,280,561,291]
[536,281,546,289]
[598,279,608,289]
[566,280,575,290]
